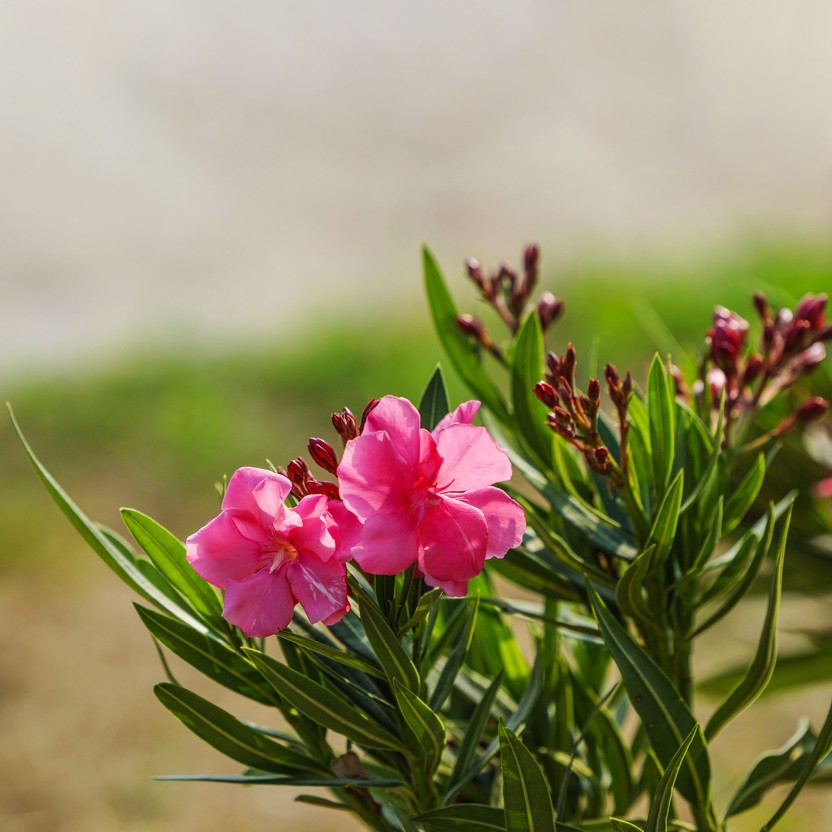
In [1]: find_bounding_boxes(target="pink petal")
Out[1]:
[338,431,413,519]
[417,494,488,586]
[351,511,419,575]
[327,500,365,562]
[223,467,292,516]
[434,423,512,491]
[289,495,337,561]
[455,487,526,559]
[287,555,349,625]
[186,511,263,589]
[418,429,443,483]
[363,396,422,469]
[422,574,469,597]
[223,569,295,637]
[432,400,481,433]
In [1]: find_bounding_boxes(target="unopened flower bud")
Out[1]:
[536,292,564,331]
[360,398,380,433]
[457,313,485,338]
[795,294,827,329]
[753,291,770,322]
[534,381,558,408]
[708,306,749,373]
[553,406,572,426]
[332,408,359,442]
[306,479,341,500]
[465,258,490,296]
[796,397,829,424]
[523,243,540,296]
[563,343,577,383]
[742,353,764,385]
[308,438,339,475]
[588,378,601,401]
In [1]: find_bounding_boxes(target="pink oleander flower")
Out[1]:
[336,395,526,596]
[186,467,349,637]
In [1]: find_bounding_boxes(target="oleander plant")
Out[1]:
[11,244,832,832]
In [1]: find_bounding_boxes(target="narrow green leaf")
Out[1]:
[723,453,766,534]
[423,245,510,422]
[122,508,223,621]
[761,698,832,831]
[725,719,817,817]
[647,355,676,496]
[446,670,504,797]
[243,648,404,751]
[418,804,507,831]
[276,631,386,680]
[9,407,207,632]
[157,774,402,787]
[430,597,479,710]
[645,725,699,832]
[610,820,645,832]
[354,583,420,693]
[510,312,553,469]
[154,683,317,774]
[705,504,791,740]
[419,366,451,431]
[136,605,274,704]
[616,546,661,636]
[589,588,712,811]
[499,721,556,832]
[647,470,684,566]
[395,681,445,773]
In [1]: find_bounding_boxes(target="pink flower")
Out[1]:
[186,467,349,637]
[337,396,526,596]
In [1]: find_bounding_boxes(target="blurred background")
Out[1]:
[2,2,831,830]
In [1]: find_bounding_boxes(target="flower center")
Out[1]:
[264,539,298,573]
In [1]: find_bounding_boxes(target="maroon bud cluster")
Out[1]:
[536,344,629,480]
[308,438,339,475]
[331,408,359,443]
[456,314,505,361]
[462,243,563,337]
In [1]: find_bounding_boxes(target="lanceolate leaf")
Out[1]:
[276,631,385,680]
[243,648,404,751]
[122,508,223,622]
[156,774,402,787]
[705,503,791,741]
[423,245,510,422]
[499,721,556,832]
[723,453,766,534]
[419,366,451,431]
[647,470,684,567]
[418,804,507,831]
[510,312,554,470]
[647,355,676,496]
[9,407,208,633]
[154,683,318,775]
[616,546,661,636]
[394,681,446,773]
[645,725,699,832]
[589,588,713,812]
[136,605,275,704]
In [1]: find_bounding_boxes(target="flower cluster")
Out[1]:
[185,396,525,636]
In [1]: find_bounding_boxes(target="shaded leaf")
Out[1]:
[499,721,556,832]
[645,725,699,832]
[418,804,507,831]
[419,366,451,431]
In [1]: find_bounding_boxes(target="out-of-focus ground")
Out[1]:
[2,2,832,830]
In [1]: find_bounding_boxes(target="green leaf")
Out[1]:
[761,698,832,831]
[430,597,479,710]
[499,721,556,832]
[647,355,676,497]
[647,470,684,567]
[419,366,451,431]
[423,245,510,422]
[136,605,274,704]
[705,503,791,740]
[589,588,713,811]
[353,582,420,693]
[645,725,699,832]
[157,774,402,787]
[446,670,504,797]
[418,804,507,831]
[243,648,404,751]
[726,719,818,816]
[9,406,208,632]
[276,631,386,680]
[154,683,317,774]
[616,546,661,636]
[610,820,645,831]
[122,508,223,622]
[510,312,553,469]
[723,453,766,534]
[395,681,446,773]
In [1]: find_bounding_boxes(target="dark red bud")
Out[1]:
[796,397,829,424]
[588,378,601,400]
[795,293,827,329]
[536,292,564,331]
[332,407,359,442]
[359,398,380,433]
[594,446,609,464]
[753,291,770,321]
[534,381,558,408]
[457,313,485,337]
[287,457,310,485]
[308,437,339,475]
[465,258,490,296]
[742,353,764,385]
[605,363,620,388]
[553,406,572,425]
[622,372,633,397]
[306,479,341,500]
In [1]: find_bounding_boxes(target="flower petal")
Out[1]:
[455,487,526,559]
[418,494,488,587]
[287,556,350,625]
[223,569,294,637]
[223,467,292,516]
[338,431,413,519]
[290,495,337,561]
[434,423,512,491]
[351,511,419,575]
[327,500,365,563]
[363,396,422,469]
[422,574,469,597]
[432,400,481,433]
[186,510,263,589]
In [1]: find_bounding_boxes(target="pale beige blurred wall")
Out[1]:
[1,1,831,376]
